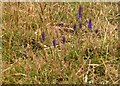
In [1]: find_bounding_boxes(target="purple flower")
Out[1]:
[41,32,45,41]
[52,39,56,47]
[62,36,66,44]
[88,19,92,30]
[78,5,82,19]
[73,23,77,31]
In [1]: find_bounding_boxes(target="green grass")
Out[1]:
[2,2,119,84]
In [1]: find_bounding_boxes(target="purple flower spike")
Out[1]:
[88,19,92,30]
[52,39,56,48]
[62,36,66,44]
[73,23,77,31]
[78,5,82,19]
[41,32,46,41]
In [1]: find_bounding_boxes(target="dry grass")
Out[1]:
[2,2,119,84]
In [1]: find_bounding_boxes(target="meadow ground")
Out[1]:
[1,2,120,84]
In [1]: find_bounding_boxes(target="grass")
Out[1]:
[1,2,119,84]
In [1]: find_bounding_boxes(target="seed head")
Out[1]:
[41,32,45,41]
[95,29,99,34]
[79,21,82,28]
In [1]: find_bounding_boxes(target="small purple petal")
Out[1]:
[52,39,56,47]
[62,36,66,44]
[73,23,77,31]
[88,19,92,30]
[78,5,82,19]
